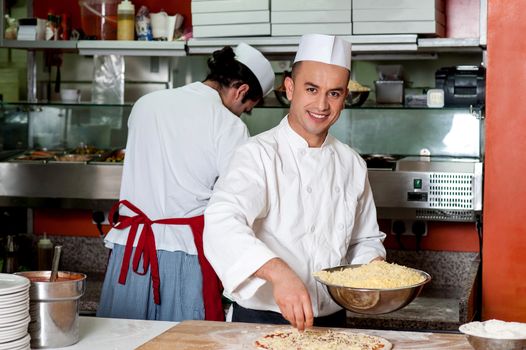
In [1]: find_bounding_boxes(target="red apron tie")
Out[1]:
[108,200,224,321]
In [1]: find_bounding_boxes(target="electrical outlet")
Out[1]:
[390,220,428,236]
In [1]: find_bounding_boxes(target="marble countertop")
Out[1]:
[44,317,177,350]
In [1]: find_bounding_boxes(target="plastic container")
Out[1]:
[117,0,135,40]
[37,234,53,271]
[79,0,119,40]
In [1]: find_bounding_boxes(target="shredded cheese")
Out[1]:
[313,261,426,289]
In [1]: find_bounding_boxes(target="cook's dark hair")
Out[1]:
[205,46,263,102]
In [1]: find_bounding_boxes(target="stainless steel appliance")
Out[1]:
[367,156,483,222]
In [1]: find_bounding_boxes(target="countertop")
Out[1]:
[43,317,177,350]
[42,317,473,350]
[138,320,473,349]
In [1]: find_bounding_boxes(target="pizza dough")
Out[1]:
[255,328,392,350]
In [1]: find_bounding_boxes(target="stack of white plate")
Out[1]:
[0,273,31,350]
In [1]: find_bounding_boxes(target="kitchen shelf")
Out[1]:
[1,36,484,57]
[77,40,186,56]
[1,101,135,108]
[1,39,77,50]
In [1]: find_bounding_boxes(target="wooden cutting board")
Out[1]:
[137,320,473,350]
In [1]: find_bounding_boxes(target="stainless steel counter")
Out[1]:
[0,162,122,209]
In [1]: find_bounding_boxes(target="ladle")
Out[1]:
[49,245,62,282]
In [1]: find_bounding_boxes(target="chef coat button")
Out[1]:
[306,186,312,193]
[311,225,315,233]
[338,223,344,231]
[300,149,306,156]
[335,186,340,193]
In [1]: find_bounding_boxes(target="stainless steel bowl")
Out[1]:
[463,334,526,350]
[459,323,526,350]
[314,264,431,315]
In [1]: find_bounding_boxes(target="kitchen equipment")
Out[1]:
[49,245,62,282]
[314,264,431,315]
[462,335,526,350]
[346,90,370,107]
[79,0,119,40]
[375,65,404,104]
[459,321,526,350]
[435,65,485,107]
[15,271,86,349]
[368,156,483,222]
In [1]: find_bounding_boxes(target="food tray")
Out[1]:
[49,153,98,164]
[7,150,66,163]
[88,148,125,165]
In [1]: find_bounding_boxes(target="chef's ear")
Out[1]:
[235,83,250,101]
[284,76,294,100]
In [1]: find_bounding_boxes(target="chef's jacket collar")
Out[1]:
[281,115,334,152]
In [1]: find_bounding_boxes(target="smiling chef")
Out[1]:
[204,34,387,331]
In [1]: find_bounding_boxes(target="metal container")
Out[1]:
[314,264,431,315]
[15,271,86,348]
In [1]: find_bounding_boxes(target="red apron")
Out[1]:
[108,200,225,321]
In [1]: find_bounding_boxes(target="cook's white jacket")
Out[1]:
[104,82,249,254]
[204,116,386,317]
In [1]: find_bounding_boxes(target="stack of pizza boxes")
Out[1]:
[191,0,270,38]
[270,0,352,36]
[352,0,446,37]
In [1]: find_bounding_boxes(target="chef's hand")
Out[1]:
[255,258,313,331]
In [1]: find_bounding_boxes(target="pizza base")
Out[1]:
[254,328,392,350]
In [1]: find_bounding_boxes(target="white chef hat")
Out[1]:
[234,42,275,97]
[293,34,352,70]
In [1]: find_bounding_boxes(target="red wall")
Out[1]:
[483,0,526,321]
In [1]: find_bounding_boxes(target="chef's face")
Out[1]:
[223,83,260,117]
[285,61,349,147]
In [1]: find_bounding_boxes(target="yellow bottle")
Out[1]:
[117,0,135,40]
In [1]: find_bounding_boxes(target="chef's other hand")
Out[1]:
[255,258,314,331]
[370,256,385,262]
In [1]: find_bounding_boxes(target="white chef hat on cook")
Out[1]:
[293,34,352,71]
[234,42,275,97]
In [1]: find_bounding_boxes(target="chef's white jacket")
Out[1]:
[104,82,249,254]
[204,116,386,317]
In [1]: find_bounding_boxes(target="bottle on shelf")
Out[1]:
[37,233,54,271]
[117,0,135,40]
[2,235,18,273]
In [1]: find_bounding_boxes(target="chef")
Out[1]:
[203,34,386,331]
[97,43,275,322]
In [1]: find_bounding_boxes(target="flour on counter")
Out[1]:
[460,319,526,339]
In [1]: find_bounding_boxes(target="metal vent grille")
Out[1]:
[416,209,475,222]
[429,173,474,209]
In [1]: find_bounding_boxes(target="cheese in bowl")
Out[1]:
[314,260,427,289]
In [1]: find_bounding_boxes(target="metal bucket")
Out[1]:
[15,271,86,348]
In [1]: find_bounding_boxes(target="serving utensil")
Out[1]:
[49,245,62,282]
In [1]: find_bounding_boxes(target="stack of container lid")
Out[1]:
[352,0,445,37]
[271,0,352,36]
[191,0,270,38]
[0,273,31,349]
